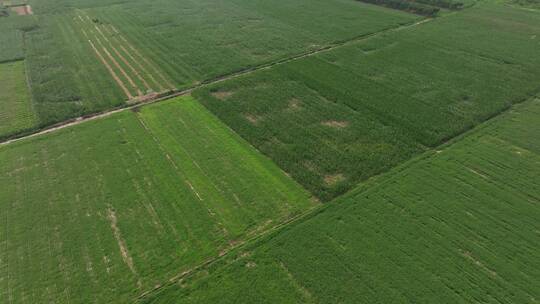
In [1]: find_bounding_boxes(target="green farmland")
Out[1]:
[1,0,540,302]
[0,61,37,137]
[142,98,540,304]
[0,0,419,138]
[195,3,540,200]
[0,96,315,303]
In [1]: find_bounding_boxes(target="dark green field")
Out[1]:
[195,3,540,200]
[142,97,540,304]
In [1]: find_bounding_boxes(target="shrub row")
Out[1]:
[359,0,440,16]
[413,0,464,9]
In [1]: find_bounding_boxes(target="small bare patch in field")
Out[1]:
[322,120,349,128]
[245,114,262,125]
[303,161,319,173]
[10,5,32,15]
[287,98,302,111]
[211,90,233,100]
[324,173,345,186]
[245,261,256,268]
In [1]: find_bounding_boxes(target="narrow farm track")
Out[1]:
[0,16,436,146]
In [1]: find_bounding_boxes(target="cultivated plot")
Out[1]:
[23,13,126,126]
[195,3,540,200]
[0,15,30,63]
[1,0,420,137]
[73,10,175,100]
[142,98,540,304]
[0,96,315,303]
[0,61,37,138]
[74,0,420,84]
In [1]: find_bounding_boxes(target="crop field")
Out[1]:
[84,0,418,83]
[23,13,127,127]
[142,97,540,304]
[0,15,33,63]
[1,0,540,303]
[195,3,540,200]
[0,0,420,137]
[0,96,316,303]
[0,61,37,137]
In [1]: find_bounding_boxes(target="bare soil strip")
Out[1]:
[107,208,142,288]
[86,37,133,99]
[134,113,204,201]
[112,26,176,89]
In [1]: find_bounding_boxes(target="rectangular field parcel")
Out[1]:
[0,0,419,137]
[142,97,540,304]
[0,96,315,303]
[194,3,540,201]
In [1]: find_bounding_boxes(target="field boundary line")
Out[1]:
[1,16,437,146]
[133,93,540,303]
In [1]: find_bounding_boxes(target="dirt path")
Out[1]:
[1,17,435,147]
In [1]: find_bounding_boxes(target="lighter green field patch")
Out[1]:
[0,61,37,137]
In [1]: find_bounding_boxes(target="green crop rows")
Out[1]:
[195,3,540,201]
[142,97,540,304]
[0,96,315,303]
[0,0,418,138]
[0,61,37,137]
[1,0,540,303]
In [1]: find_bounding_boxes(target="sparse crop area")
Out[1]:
[141,98,540,304]
[0,96,315,303]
